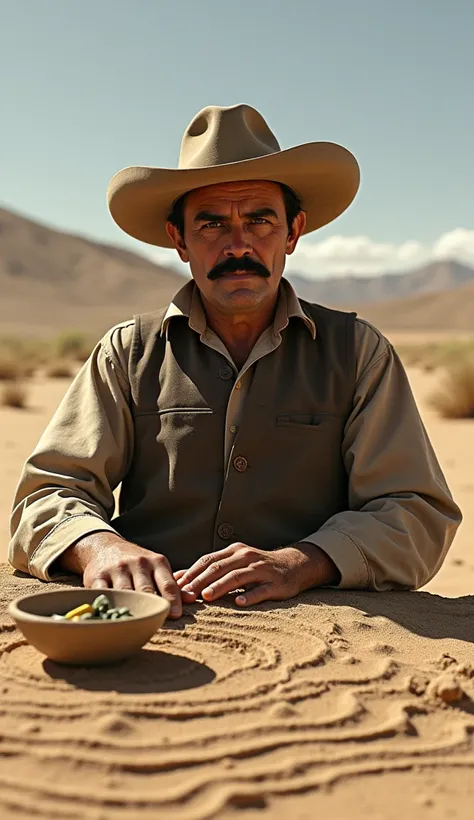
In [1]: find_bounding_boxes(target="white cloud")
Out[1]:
[144,228,474,280]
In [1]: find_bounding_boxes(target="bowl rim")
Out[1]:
[7,588,171,625]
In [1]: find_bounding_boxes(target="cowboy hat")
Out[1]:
[107,104,360,248]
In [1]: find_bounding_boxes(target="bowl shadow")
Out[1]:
[43,648,216,693]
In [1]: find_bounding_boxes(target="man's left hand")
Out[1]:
[174,542,340,607]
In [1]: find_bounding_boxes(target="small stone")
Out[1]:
[436,653,457,670]
[19,722,40,734]
[269,702,297,719]
[416,794,434,808]
[428,674,463,703]
[340,654,358,665]
[406,674,429,696]
[97,714,134,735]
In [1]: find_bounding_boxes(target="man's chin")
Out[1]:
[215,288,267,312]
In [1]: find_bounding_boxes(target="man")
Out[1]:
[9,104,461,619]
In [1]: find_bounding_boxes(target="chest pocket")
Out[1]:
[277,413,328,430]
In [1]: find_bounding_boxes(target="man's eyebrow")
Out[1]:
[243,207,279,219]
[193,207,279,223]
[193,210,227,223]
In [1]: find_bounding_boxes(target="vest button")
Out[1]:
[219,366,234,380]
[217,523,234,540]
[233,456,248,473]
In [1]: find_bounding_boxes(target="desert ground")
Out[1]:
[1,347,473,819]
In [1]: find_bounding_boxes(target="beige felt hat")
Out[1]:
[107,104,360,248]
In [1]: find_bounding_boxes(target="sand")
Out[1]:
[1,364,474,819]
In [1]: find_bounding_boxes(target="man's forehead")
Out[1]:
[185,180,283,209]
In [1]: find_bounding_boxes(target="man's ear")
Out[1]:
[285,210,307,256]
[166,222,189,263]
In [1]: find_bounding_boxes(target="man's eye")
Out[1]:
[203,221,223,229]
[251,218,269,224]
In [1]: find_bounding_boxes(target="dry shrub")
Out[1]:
[45,359,74,378]
[429,358,474,419]
[0,336,48,379]
[0,355,23,381]
[55,331,94,362]
[1,381,28,409]
[397,340,474,373]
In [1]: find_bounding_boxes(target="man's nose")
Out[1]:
[223,224,252,258]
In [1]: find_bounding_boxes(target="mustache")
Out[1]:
[207,257,271,280]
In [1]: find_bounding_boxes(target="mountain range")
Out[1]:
[1,206,473,337]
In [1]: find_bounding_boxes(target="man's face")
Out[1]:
[166,180,306,315]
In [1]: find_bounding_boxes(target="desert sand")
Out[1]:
[1,363,473,819]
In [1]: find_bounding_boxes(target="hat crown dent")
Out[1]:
[179,104,281,170]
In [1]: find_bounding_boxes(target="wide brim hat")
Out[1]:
[107,104,360,248]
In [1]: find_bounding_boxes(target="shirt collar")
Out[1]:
[160,277,316,340]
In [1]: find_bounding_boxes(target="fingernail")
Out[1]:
[171,606,181,617]
[236,595,246,605]
[202,587,213,600]
[182,584,193,593]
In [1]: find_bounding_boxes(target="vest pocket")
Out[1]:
[276,414,325,430]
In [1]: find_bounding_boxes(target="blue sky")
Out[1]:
[1,0,473,278]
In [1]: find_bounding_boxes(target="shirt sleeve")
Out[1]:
[8,321,135,581]
[299,319,462,591]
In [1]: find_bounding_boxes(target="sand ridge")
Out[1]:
[1,566,474,819]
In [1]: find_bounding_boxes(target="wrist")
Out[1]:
[59,531,126,574]
[288,541,341,587]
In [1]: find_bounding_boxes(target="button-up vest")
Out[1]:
[114,299,356,570]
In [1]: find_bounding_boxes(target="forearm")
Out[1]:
[313,322,463,591]
[302,490,460,591]
[8,332,133,581]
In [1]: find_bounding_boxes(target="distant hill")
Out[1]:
[0,206,185,337]
[1,206,473,336]
[352,279,474,332]
[287,260,474,306]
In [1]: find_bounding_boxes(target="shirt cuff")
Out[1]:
[28,514,119,582]
[298,527,372,589]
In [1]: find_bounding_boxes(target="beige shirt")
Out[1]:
[9,279,461,589]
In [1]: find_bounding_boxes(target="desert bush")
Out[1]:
[397,340,474,372]
[54,331,94,362]
[1,381,28,409]
[0,335,50,378]
[45,359,74,378]
[429,358,474,419]
[0,355,23,381]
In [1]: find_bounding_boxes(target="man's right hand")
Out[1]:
[59,532,187,619]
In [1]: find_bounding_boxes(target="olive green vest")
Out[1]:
[114,299,356,570]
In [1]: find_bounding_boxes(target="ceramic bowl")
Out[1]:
[8,588,170,665]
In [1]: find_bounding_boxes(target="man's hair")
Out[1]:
[167,182,303,241]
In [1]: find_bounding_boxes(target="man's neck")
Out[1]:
[203,296,278,370]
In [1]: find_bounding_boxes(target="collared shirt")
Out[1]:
[161,279,317,468]
[9,279,461,589]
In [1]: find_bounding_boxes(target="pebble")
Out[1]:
[427,674,463,703]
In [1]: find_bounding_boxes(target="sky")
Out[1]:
[1,0,473,279]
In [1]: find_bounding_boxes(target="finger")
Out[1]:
[109,566,134,590]
[176,546,239,588]
[131,568,159,595]
[153,564,183,619]
[173,569,188,581]
[178,544,244,589]
[201,568,266,602]
[181,554,257,599]
[90,577,110,589]
[235,582,276,607]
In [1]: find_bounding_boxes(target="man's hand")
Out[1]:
[59,533,191,619]
[174,542,340,607]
